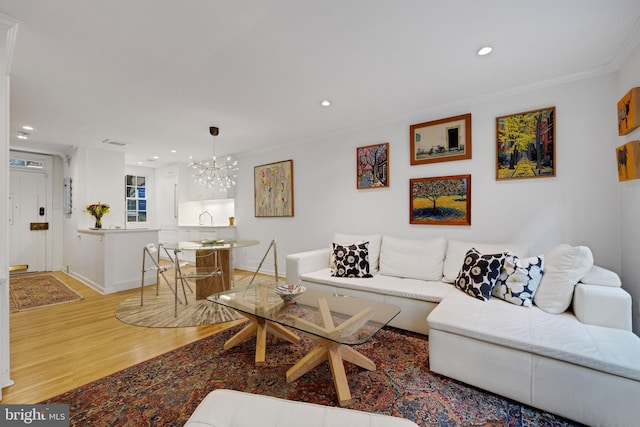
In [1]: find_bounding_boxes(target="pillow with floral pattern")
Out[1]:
[454,248,507,301]
[331,242,372,278]
[492,254,544,307]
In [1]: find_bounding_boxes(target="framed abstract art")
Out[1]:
[254,160,294,217]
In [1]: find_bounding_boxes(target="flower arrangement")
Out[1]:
[84,202,110,229]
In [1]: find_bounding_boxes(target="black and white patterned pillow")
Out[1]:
[454,248,507,301]
[492,255,544,307]
[331,242,372,278]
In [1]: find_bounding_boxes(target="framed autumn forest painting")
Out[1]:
[357,142,389,189]
[496,106,555,180]
[410,113,471,165]
[410,174,471,225]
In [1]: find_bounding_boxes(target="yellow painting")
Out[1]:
[618,88,640,136]
[616,140,640,182]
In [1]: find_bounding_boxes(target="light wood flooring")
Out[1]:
[2,270,249,404]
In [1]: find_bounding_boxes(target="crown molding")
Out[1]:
[0,13,19,74]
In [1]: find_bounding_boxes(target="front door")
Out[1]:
[9,168,49,272]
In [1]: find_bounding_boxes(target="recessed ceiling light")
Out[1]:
[17,134,28,140]
[321,100,331,107]
[477,46,493,56]
[152,155,159,159]
[170,150,177,153]
[137,161,143,165]
[22,125,34,131]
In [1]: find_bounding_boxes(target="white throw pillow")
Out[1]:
[379,236,447,280]
[333,233,382,271]
[533,244,594,314]
[442,240,529,283]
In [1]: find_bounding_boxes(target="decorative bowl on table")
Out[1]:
[274,284,307,304]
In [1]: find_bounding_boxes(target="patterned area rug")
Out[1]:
[114,273,258,328]
[9,273,83,312]
[42,325,583,426]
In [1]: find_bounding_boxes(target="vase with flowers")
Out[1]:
[84,202,110,229]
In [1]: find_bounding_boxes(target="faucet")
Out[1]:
[198,210,213,226]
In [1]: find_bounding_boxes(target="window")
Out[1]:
[125,175,147,224]
[9,158,44,169]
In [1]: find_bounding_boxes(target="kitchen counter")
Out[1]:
[71,228,160,294]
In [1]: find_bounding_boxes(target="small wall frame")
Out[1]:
[357,142,389,189]
[618,87,640,136]
[616,140,640,181]
[410,113,471,165]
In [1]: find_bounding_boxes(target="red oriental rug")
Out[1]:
[9,273,83,312]
[42,325,583,426]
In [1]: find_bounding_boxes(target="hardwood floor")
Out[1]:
[2,270,247,404]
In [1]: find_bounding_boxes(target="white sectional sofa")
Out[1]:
[286,233,640,427]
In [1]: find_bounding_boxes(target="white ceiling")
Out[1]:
[2,0,640,168]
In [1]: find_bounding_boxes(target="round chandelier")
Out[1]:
[188,126,238,191]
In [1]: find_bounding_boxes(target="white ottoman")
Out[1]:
[184,389,419,427]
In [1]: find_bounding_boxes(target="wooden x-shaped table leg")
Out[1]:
[223,313,300,365]
[285,298,377,406]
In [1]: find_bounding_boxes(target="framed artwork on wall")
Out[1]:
[616,140,640,181]
[496,106,556,180]
[410,113,471,165]
[410,174,471,225]
[618,87,640,136]
[254,159,294,217]
[357,142,389,189]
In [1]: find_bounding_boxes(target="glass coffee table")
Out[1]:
[208,283,400,406]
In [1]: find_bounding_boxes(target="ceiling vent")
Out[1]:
[102,139,128,147]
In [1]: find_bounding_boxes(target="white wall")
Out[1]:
[618,42,640,334]
[0,12,18,400]
[233,73,621,286]
[62,146,126,276]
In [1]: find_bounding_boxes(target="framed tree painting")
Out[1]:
[409,175,471,225]
[496,106,556,180]
[410,174,471,225]
[254,160,294,217]
[357,142,389,189]
[410,113,471,165]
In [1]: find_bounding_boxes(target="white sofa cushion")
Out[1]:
[427,292,640,382]
[573,283,633,331]
[185,389,419,427]
[580,265,622,287]
[333,232,382,271]
[301,268,455,302]
[533,244,593,314]
[442,240,528,283]
[379,236,447,280]
[492,254,544,307]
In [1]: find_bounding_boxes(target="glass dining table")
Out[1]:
[160,239,259,315]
